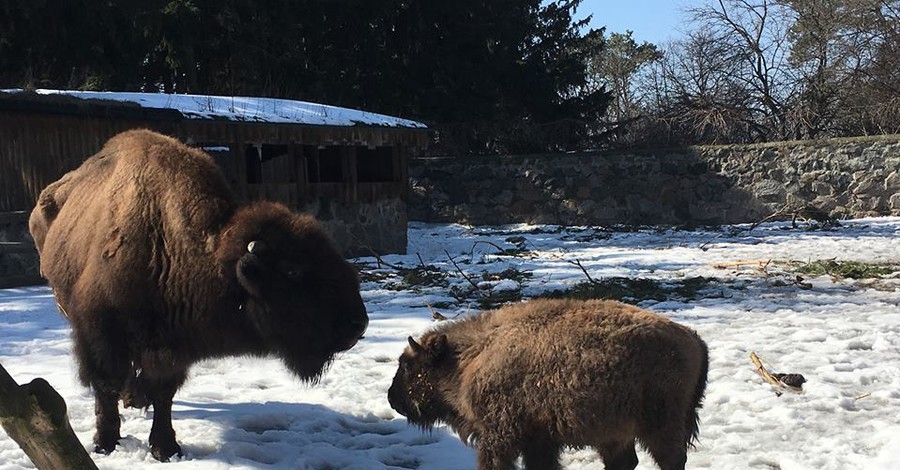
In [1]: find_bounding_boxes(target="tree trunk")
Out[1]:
[0,362,98,470]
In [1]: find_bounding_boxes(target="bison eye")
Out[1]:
[281,261,305,280]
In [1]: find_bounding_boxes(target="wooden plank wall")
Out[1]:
[0,110,427,212]
[0,112,180,211]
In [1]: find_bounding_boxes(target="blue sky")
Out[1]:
[576,0,701,45]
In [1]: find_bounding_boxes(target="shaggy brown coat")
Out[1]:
[388,298,708,470]
[30,129,368,461]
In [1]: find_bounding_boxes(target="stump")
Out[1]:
[0,362,98,470]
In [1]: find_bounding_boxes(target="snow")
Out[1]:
[2,89,427,129]
[2,218,900,469]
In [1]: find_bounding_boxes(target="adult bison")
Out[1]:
[388,298,708,470]
[30,129,368,461]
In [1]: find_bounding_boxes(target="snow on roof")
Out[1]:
[9,89,427,129]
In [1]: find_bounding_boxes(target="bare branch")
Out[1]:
[566,258,598,284]
[444,250,483,293]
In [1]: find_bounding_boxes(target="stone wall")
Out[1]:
[0,212,41,288]
[301,197,408,257]
[409,136,900,226]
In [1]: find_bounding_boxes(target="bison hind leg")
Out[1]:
[520,435,562,470]
[639,431,688,470]
[643,441,687,470]
[596,439,638,470]
[70,325,130,453]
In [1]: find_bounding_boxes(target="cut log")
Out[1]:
[0,363,98,470]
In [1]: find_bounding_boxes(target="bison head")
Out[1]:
[219,202,368,380]
[387,334,451,429]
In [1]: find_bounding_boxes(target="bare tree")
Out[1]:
[588,31,663,124]
[591,0,899,146]
[778,0,896,136]
[686,0,796,140]
[642,30,761,144]
[862,1,900,133]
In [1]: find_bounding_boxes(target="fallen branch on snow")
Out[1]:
[750,352,806,396]
[712,259,771,270]
[426,303,453,321]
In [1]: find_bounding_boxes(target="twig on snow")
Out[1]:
[426,303,460,322]
[747,203,793,232]
[359,244,405,271]
[567,258,598,284]
[445,250,483,293]
[472,240,509,254]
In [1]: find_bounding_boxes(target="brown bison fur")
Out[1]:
[29,129,368,461]
[388,298,708,470]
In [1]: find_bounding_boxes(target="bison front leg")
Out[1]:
[147,376,185,461]
[92,385,122,454]
[475,437,518,470]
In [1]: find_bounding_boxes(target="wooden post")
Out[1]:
[0,363,98,470]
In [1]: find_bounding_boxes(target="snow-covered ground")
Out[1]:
[2,218,899,469]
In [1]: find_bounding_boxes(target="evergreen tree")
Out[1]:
[0,0,609,153]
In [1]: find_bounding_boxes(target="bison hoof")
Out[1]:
[93,440,119,455]
[93,430,121,455]
[151,441,183,462]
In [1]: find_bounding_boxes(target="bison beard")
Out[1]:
[29,129,368,461]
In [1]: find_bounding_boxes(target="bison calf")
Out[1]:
[388,298,708,470]
[30,129,368,461]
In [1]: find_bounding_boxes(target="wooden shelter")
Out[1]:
[0,90,428,259]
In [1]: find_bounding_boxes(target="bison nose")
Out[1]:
[352,316,369,339]
[335,314,368,352]
[387,382,408,417]
[387,383,400,411]
[348,300,368,338]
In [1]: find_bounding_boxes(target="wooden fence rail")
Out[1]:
[0,241,36,254]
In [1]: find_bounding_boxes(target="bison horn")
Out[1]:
[247,240,266,254]
[408,336,425,355]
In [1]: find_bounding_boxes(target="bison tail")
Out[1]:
[28,198,54,257]
[687,338,709,448]
[29,177,67,255]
